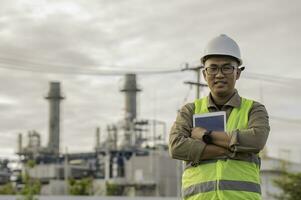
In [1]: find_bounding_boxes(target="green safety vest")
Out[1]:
[182,97,261,200]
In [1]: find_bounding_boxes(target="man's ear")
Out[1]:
[236,68,241,80]
[202,70,208,82]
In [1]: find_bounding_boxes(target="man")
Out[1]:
[169,34,270,200]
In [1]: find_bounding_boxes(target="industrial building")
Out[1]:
[9,74,301,199]
[16,74,179,196]
[0,159,10,185]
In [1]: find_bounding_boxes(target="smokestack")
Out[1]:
[18,133,22,153]
[45,82,64,155]
[96,127,100,148]
[120,74,141,122]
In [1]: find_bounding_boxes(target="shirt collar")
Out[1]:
[207,89,241,109]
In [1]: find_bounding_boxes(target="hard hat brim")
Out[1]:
[201,54,242,66]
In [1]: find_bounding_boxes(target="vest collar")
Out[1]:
[207,89,241,109]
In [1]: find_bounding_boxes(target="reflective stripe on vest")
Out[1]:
[182,97,261,200]
[183,180,261,198]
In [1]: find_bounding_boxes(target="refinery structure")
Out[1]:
[0,73,300,200]
[14,74,179,196]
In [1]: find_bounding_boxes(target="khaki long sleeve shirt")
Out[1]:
[169,90,270,165]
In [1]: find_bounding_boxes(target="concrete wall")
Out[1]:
[125,150,180,197]
[28,164,59,179]
[28,163,91,181]
[41,180,67,195]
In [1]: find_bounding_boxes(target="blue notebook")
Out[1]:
[193,111,226,131]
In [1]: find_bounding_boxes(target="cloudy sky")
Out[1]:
[0,0,300,162]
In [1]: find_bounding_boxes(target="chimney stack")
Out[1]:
[120,74,141,122]
[45,82,64,155]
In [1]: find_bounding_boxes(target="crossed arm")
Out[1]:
[169,102,270,163]
[191,127,231,159]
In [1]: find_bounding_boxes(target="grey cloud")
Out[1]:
[0,0,300,161]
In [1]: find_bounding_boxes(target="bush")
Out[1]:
[274,171,301,200]
[68,177,93,195]
[0,183,16,194]
[106,182,124,196]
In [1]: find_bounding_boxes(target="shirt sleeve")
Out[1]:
[169,103,207,163]
[229,101,270,153]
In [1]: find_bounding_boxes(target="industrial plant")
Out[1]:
[13,74,179,196]
[0,73,299,200]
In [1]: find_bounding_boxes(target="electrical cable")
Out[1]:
[0,55,300,82]
[0,55,181,75]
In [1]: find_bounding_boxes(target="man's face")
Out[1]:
[202,56,241,98]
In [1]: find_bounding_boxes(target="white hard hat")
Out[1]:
[201,34,242,66]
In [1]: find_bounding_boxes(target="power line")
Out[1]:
[0,55,300,83]
[188,59,301,83]
[0,57,181,75]
[0,64,180,75]
[242,72,301,84]
[0,54,182,75]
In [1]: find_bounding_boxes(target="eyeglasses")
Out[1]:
[204,65,237,75]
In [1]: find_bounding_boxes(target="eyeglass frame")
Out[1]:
[203,64,243,75]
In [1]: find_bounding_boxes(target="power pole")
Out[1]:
[182,63,208,99]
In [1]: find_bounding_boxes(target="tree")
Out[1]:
[20,173,41,199]
[274,171,301,200]
[18,160,40,200]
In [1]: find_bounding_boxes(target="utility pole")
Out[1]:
[64,147,69,194]
[182,63,208,99]
[180,63,209,188]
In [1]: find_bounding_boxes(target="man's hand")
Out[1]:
[211,131,231,149]
[191,127,231,149]
[191,127,207,140]
[191,127,233,160]
[201,145,232,160]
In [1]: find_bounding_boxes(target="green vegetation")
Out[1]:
[0,183,16,194]
[274,171,301,200]
[25,160,36,169]
[20,173,41,200]
[106,182,124,196]
[18,159,40,200]
[68,177,93,195]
